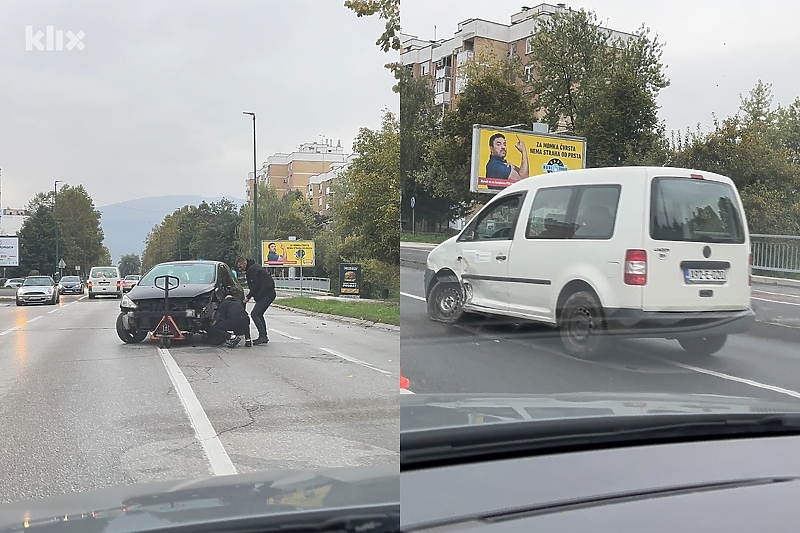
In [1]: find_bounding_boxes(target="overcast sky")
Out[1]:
[0,0,398,210]
[402,0,800,137]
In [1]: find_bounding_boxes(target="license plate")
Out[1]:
[685,269,727,283]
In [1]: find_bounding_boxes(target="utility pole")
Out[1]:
[243,112,259,264]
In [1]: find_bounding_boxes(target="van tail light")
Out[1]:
[625,249,647,285]
[116,280,121,287]
[748,253,752,286]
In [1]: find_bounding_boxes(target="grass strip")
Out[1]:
[275,296,400,326]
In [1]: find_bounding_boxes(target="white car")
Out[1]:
[4,278,25,289]
[87,266,123,299]
[424,166,755,358]
[16,276,59,306]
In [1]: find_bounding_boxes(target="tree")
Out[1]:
[398,67,455,229]
[332,109,400,265]
[344,0,400,53]
[525,10,668,164]
[118,253,142,277]
[236,185,302,259]
[275,197,318,240]
[423,70,533,213]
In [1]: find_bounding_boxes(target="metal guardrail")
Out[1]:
[274,277,331,292]
[751,234,800,274]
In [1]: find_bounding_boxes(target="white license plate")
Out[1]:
[685,269,727,283]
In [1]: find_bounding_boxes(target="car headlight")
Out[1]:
[121,294,137,309]
[46,287,53,294]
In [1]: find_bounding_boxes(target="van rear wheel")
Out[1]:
[678,335,727,356]
[559,291,607,359]
[427,281,465,324]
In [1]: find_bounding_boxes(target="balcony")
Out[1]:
[435,66,451,79]
[434,92,452,105]
[456,50,473,67]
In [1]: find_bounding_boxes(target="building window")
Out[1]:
[525,64,535,82]
[525,37,534,55]
[421,62,429,76]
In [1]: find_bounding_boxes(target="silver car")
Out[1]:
[16,276,60,306]
[4,277,24,289]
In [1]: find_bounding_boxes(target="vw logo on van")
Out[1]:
[542,158,568,173]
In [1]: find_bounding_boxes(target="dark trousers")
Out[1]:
[251,293,275,339]
[210,318,250,339]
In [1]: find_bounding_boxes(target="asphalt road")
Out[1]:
[400,244,800,406]
[0,293,398,504]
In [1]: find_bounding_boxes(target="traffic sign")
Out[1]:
[58,258,66,268]
[410,196,415,208]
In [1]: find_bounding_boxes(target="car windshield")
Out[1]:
[125,275,139,280]
[23,277,52,286]
[90,268,118,278]
[139,263,217,286]
[61,276,80,282]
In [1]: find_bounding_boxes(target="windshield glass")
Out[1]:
[90,267,119,278]
[139,263,217,286]
[651,177,745,243]
[125,275,139,280]
[23,277,52,286]
[61,276,80,282]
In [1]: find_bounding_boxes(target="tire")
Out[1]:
[116,314,148,343]
[207,329,228,346]
[558,290,607,359]
[15,300,23,306]
[427,281,465,324]
[678,335,727,356]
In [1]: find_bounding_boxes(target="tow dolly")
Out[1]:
[150,275,184,349]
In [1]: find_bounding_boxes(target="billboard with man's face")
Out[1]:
[261,240,315,267]
[470,125,586,194]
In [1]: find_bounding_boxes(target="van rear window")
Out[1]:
[90,267,119,278]
[650,177,745,243]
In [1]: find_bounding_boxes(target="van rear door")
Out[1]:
[643,173,750,312]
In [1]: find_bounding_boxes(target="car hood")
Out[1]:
[0,464,398,533]
[400,392,800,432]
[17,285,53,293]
[127,283,216,300]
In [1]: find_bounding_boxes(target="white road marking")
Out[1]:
[48,308,60,314]
[753,289,800,298]
[400,389,415,394]
[320,347,393,375]
[157,347,237,476]
[401,292,426,301]
[667,360,800,400]
[27,316,42,322]
[0,326,19,336]
[271,328,301,340]
[752,296,800,307]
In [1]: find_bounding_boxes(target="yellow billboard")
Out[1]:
[470,125,586,194]
[261,240,315,267]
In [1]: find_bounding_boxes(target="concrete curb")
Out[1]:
[271,303,400,332]
[744,320,800,344]
[753,275,800,289]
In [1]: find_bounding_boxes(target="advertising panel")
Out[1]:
[470,124,587,194]
[338,263,362,296]
[0,236,19,267]
[261,240,315,267]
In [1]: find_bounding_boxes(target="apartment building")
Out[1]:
[245,139,350,202]
[400,3,631,114]
[307,154,356,217]
[0,208,29,236]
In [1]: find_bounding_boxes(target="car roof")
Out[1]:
[154,260,223,266]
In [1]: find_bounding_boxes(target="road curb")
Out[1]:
[753,275,800,289]
[271,304,400,332]
[744,320,800,343]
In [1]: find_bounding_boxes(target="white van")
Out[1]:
[87,266,123,299]
[424,166,755,358]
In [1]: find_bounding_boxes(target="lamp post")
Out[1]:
[243,112,259,264]
[54,180,62,278]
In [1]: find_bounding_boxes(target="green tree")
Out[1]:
[16,202,55,276]
[332,109,400,266]
[423,70,533,213]
[275,197,318,240]
[344,0,400,53]
[118,253,142,277]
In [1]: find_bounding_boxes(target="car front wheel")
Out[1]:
[559,291,607,359]
[116,314,148,343]
[427,281,465,324]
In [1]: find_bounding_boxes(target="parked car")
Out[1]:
[57,275,84,295]
[4,277,25,289]
[424,166,755,358]
[87,266,123,299]
[16,276,59,306]
[122,274,141,292]
[116,260,243,345]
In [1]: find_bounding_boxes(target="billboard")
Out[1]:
[338,263,362,296]
[0,236,19,267]
[261,240,315,267]
[470,124,586,194]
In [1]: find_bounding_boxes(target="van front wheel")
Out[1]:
[678,335,727,356]
[427,281,464,324]
[559,291,607,359]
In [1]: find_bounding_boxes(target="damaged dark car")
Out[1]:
[116,260,244,345]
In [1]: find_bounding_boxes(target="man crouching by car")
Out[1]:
[210,290,252,348]
[236,256,275,345]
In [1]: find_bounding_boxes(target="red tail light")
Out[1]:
[625,249,647,285]
[748,253,752,286]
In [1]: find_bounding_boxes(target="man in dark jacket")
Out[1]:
[236,256,275,345]
[210,291,251,348]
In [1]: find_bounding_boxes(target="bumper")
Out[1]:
[90,286,121,294]
[603,308,756,338]
[18,294,53,303]
[121,309,206,332]
[423,269,435,297]
[60,287,83,293]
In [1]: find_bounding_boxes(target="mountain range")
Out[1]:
[98,195,246,263]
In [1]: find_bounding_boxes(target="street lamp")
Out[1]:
[54,180,62,277]
[243,111,259,264]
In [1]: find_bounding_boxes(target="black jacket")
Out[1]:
[215,296,249,323]
[244,259,275,300]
